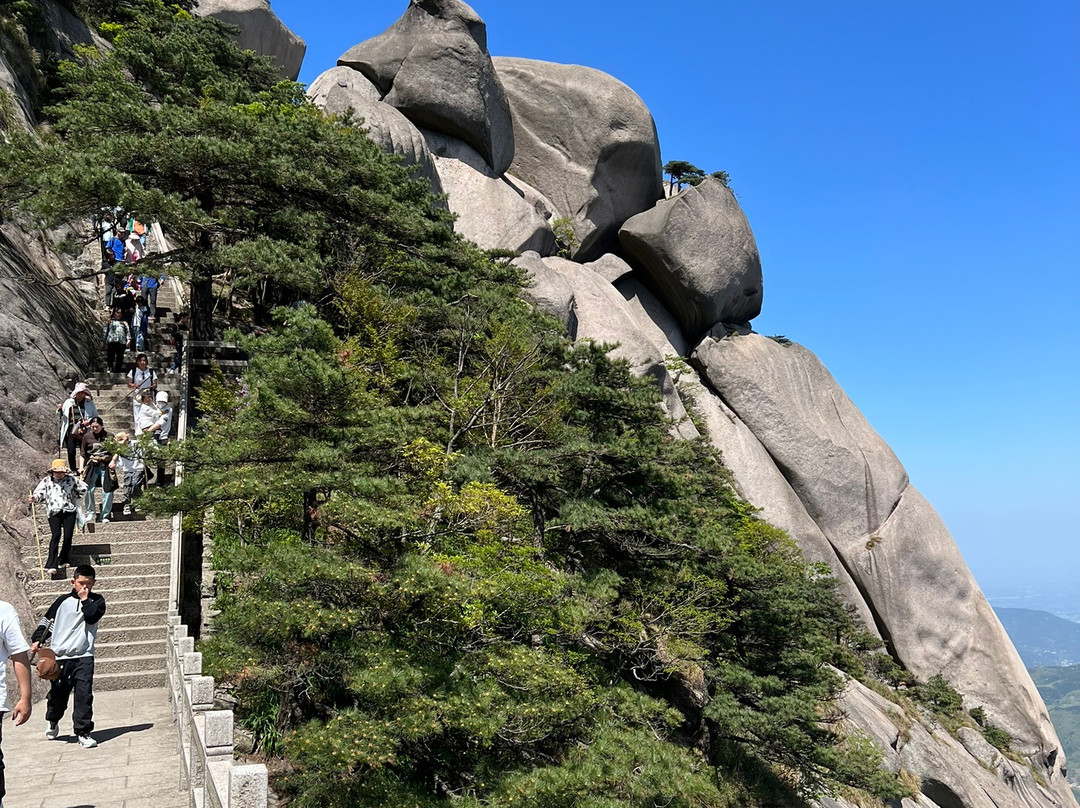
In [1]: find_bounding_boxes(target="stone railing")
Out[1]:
[167,612,269,808]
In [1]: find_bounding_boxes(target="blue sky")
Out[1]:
[271,1,1080,594]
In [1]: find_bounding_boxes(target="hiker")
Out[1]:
[134,389,158,437]
[147,391,172,487]
[29,459,88,574]
[113,432,143,516]
[125,354,156,427]
[113,282,136,322]
[0,599,32,804]
[140,273,163,322]
[80,418,116,524]
[124,230,142,264]
[132,295,149,352]
[168,312,188,375]
[103,308,131,373]
[30,564,106,749]
[58,383,98,473]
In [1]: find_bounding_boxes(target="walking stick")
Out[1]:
[30,499,45,581]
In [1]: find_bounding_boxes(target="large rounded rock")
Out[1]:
[195,0,306,80]
[693,333,908,543]
[620,178,763,340]
[424,131,554,254]
[338,0,513,175]
[308,67,443,198]
[869,486,1061,760]
[691,332,1065,764]
[493,56,663,262]
[513,251,576,333]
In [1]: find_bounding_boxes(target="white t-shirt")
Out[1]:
[0,601,29,711]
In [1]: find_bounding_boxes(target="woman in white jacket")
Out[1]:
[29,459,88,574]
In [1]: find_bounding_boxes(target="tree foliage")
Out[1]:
[0,0,458,338]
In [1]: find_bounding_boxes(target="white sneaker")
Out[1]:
[123,504,131,516]
[77,734,98,748]
[101,516,110,523]
[45,721,59,740]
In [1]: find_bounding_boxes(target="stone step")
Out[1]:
[97,653,167,675]
[23,546,170,563]
[27,572,169,597]
[94,669,168,691]
[25,561,170,580]
[96,610,169,629]
[97,623,167,644]
[95,637,166,659]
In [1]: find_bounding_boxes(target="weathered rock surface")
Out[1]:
[0,223,98,612]
[870,486,1059,757]
[620,178,763,339]
[493,56,663,262]
[308,67,443,197]
[514,253,696,439]
[585,253,634,286]
[339,0,513,175]
[514,252,576,333]
[0,0,103,133]
[837,678,1073,808]
[675,372,880,637]
[0,54,35,134]
[196,0,306,80]
[691,332,1066,780]
[693,333,908,543]
[423,131,554,254]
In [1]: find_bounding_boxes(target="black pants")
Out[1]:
[46,511,76,568]
[0,711,6,799]
[63,432,80,472]
[46,656,95,735]
[106,340,126,372]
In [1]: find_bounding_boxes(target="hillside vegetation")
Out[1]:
[0,1,924,805]
[998,608,1080,667]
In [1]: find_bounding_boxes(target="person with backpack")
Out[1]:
[58,384,97,473]
[79,417,117,524]
[102,308,131,373]
[113,432,144,516]
[125,354,156,428]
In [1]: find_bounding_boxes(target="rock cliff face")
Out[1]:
[308,3,1077,807]
[0,223,100,628]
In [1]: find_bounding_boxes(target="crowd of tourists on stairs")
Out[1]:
[34,373,174,574]
[31,225,181,576]
[97,207,170,369]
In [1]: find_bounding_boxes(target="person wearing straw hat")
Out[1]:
[28,460,88,574]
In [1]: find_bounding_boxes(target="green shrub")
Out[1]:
[917,674,964,714]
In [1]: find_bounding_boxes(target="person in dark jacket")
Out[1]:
[30,565,106,748]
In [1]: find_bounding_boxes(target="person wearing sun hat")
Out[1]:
[29,459,88,574]
[58,383,98,473]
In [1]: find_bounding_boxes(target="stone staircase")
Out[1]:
[22,279,185,691]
